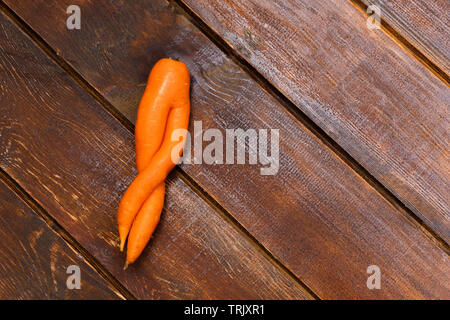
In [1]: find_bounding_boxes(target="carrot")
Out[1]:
[125,182,165,266]
[117,58,190,267]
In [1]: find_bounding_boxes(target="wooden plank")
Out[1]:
[4,0,449,299]
[176,0,450,243]
[362,0,449,76]
[0,179,122,299]
[0,10,311,300]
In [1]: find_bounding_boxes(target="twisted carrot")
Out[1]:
[117,58,190,268]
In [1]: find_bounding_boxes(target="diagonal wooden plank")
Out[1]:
[177,0,450,243]
[0,178,123,299]
[3,0,449,299]
[0,10,312,299]
[360,0,449,76]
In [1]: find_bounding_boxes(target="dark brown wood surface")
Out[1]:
[0,179,122,299]
[3,0,449,299]
[0,11,312,299]
[362,0,449,76]
[178,0,450,243]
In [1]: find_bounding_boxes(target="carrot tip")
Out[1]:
[120,238,125,252]
[123,261,129,271]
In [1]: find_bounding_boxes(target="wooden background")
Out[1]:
[0,0,448,299]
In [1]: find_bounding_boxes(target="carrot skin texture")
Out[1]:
[117,58,190,263]
[122,104,189,253]
[126,182,165,264]
[135,59,190,173]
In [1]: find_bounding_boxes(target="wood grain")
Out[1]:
[362,0,449,76]
[0,179,122,299]
[177,0,450,243]
[0,11,312,299]
[4,0,449,299]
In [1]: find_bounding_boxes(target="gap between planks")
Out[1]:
[349,0,449,85]
[0,168,135,300]
[0,2,320,299]
[173,0,450,253]
[176,169,320,299]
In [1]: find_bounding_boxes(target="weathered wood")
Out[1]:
[362,0,449,76]
[4,0,449,299]
[0,11,312,299]
[0,179,122,299]
[177,0,450,243]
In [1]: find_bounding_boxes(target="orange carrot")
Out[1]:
[135,59,190,173]
[125,182,165,266]
[117,58,190,267]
